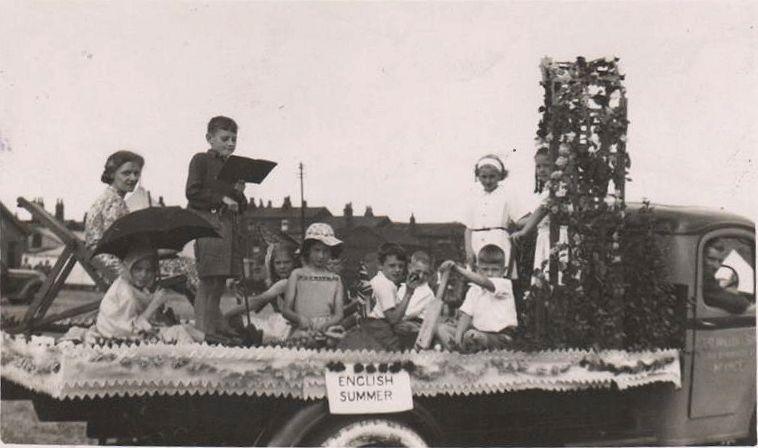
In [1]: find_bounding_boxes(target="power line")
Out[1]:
[299,162,305,241]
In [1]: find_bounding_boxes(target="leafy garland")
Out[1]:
[517,57,684,350]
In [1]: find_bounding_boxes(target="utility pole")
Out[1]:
[299,162,306,241]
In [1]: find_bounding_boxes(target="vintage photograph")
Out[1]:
[0,1,755,446]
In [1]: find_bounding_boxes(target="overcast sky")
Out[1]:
[1,1,756,225]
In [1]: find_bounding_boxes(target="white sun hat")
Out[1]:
[304,223,342,247]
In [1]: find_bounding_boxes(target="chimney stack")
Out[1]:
[55,199,65,221]
[282,196,292,209]
[344,202,353,227]
[364,206,374,217]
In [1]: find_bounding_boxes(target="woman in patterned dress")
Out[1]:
[85,150,198,295]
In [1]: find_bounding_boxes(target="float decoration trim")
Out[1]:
[2,333,681,401]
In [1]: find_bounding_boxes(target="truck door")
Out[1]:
[689,229,756,419]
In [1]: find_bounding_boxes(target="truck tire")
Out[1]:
[310,418,429,447]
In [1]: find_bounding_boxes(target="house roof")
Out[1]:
[324,215,392,230]
[390,222,466,237]
[371,225,425,248]
[249,223,298,246]
[0,201,30,235]
[245,206,333,220]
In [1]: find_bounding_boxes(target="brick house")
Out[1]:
[0,201,30,268]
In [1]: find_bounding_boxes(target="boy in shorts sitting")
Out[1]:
[435,244,517,352]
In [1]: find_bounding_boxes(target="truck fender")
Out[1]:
[265,399,443,447]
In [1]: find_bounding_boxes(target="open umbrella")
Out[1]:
[93,207,220,259]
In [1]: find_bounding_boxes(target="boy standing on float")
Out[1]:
[186,116,247,338]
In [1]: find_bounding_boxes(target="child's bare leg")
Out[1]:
[194,277,212,333]
[435,322,457,351]
[195,276,226,334]
[209,277,234,334]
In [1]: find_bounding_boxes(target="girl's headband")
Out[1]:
[475,155,505,173]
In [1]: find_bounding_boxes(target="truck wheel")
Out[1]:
[311,418,429,447]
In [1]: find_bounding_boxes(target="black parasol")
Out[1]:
[93,207,220,259]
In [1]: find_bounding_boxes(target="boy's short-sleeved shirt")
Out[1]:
[397,283,434,320]
[459,277,517,332]
[368,271,399,319]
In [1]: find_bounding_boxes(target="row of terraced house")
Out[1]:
[1,197,465,289]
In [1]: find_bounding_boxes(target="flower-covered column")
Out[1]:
[535,57,630,348]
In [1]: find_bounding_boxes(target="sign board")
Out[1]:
[325,364,413,414]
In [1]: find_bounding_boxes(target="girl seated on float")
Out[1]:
[282,223,345,344]
[91,245,203,344]
[224,242,298,343]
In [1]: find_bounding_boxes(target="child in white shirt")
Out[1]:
[94,246,203,344]
[340,243,424,351]
[465,154,520,279]
[435,245,518,352]
[394,251,435,346]
[511,148,568,285]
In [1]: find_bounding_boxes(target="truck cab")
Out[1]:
[639,204,755,445]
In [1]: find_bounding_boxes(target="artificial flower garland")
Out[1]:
[523,57,683,350]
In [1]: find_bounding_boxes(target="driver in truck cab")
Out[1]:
[702,239,754,314]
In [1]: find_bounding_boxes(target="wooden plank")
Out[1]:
[8,275,188,334]
[18,301,101,333]
[73,250,114,291]
[21,246,74,324]
[17,197,78,246]
[36,254,78,319]
[17,195,113,310]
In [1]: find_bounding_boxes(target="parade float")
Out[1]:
[1,57,754,446]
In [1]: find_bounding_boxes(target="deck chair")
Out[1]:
[6,197,191,334]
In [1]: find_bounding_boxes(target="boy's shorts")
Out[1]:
[194,209,243,278]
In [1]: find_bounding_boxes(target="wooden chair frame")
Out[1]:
[6,197,187,334]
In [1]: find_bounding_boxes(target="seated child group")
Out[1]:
[89,116,553,353]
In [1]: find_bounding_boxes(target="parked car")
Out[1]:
[1,266,45,304]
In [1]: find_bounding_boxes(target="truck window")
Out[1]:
[701,236,755,314]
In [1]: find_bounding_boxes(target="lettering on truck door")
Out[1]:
[690,230,756,418]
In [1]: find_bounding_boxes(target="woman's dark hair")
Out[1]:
[534,147,550,193]
[301,239,342,263]
[378,243,407,265]
[101,150,145,185]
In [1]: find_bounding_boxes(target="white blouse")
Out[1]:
[466,185,520,231]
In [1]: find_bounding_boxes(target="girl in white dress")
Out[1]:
[511,149,568,285]
[464,154,520,278]
[225,243,297,343]
[93,246,203,343]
